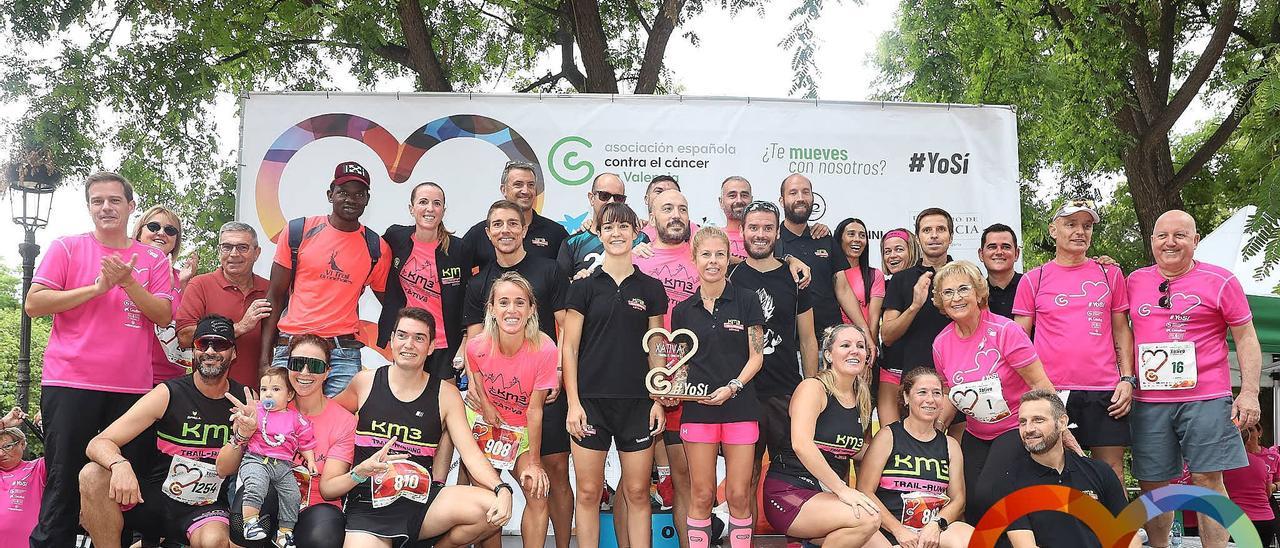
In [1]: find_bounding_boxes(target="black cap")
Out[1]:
[194,315,236,342]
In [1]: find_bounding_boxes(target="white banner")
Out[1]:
[237,92,1020,535]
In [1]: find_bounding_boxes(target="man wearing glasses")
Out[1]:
[1127,209,1262,548]
[557,172,648,278]
[1013,199,1135,483]
[177,221,271,387]
[0,407,43,543]
[25,172,176,547]
[79,315,249,548]
[463,160,570,270]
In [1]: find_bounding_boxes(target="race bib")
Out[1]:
[471,418,525,471]
[370,459,435,508]
[900,492,950,531]
[949,375,1011,423]
[163,455,221,506]
[292,466,312,508]
[1138,341,1197,391]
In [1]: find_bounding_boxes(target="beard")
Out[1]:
[658,219,689,244]
[726,205,747,221]
[195,355,230,380]
[746,240,775,260]
[783,201,812,224]
[1023,428,1061,455]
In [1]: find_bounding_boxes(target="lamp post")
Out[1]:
[8,178,55,412]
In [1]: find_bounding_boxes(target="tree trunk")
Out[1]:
[634,0,685,94]
[1124,144,1184,262]
[396,0,452,91]
[567,0,620,92]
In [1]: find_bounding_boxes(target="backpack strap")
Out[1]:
[362,225,381,263]
[287,217,306,295]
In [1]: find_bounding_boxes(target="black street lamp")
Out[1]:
[8,178,55,412]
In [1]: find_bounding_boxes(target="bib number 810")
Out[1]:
[393,474,420,491]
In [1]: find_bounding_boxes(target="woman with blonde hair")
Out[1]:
[132,205,197,384]
[465,271,556,548]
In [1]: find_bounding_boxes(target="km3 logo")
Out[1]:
[969,484,1261,547]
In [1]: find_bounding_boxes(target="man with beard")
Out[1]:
[992,390,1135,548]
[463,160,570,270]
[774,173,841,335]
[25,172,176,547]
[726,201,819,528]
[718,176,753,260]
[259,161,392,396]
[558,172,648,278]
[79,315,249,548]
[978,223,1022,320]
[882,208,955,394]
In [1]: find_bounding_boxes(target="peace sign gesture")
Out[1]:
[224,387,259,439]
[352,436,408,479]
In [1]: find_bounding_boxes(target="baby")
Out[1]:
[239,367,316,547]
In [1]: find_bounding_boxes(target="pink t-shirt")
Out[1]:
[151,266,188,385]
[1012,260,1129,390]
[1126,261,1252,403]
[932,309,1039,440]
[640,221,699,243]
[33,233,175,393]
[1223,451,1275,521]
[246,405,317,461]
[634,243,697,329]
[294,400,355,508]
[0,458,45,546]
[839,266,886,325]
[467,335,559,427]
[399,239,448,349]
[725,228,748,259]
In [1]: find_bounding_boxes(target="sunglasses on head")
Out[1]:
[144,221,180,237]
[1068,198,1097,209]
[287,356,330,374]
[593,190,626,203]
[194,337,233,352]
[1158,279,1171,309]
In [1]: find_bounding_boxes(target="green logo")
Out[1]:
[549,136,595,186]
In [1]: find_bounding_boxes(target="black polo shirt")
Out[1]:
[987,272,1023,320]
[671,281,766,424]
[463,254,566,342]
[728,262,812,397]
[995,450,1128,548]
[565,268,668,398]
[883,258,953,376]
[462,211,569,271]
[775,225,841,335]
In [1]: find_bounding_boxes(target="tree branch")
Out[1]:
[1142,0,1240,149]
[395,0,452,91]
[1169,63,1268,191]
[519,71,565,92]
[626,0,653,34]
[1154,0,1176,98]
[635,0,685,93]
[556,2,587,91]
[1110,2,1160,120]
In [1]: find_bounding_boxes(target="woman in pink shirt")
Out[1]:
[833,218,888,421]
[929,261,1073,524]
[0,408,43,546]
[131,206,197,384]
[1224,423,1276,545]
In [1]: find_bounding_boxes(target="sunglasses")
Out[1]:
[1158,279,1171,309]
[144,221,180,237]
[593,190,626,203]
[287,356,330,374]
[194,337,233,352]
[745,201,780,215]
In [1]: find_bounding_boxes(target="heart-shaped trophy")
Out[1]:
[643,327,710,400]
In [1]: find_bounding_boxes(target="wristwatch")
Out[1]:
[1119,375,1138,388]
[494,482,514,496]
[934,517,949,531]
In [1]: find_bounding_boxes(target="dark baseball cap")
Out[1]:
[194,315,236,342]
[332,161,372,188]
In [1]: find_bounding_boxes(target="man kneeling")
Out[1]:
[80,315,246,547]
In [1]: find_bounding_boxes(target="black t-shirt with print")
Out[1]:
[671,282,766,424]
[728,262,813,397]
[566,268,669,398]
[463,255,566,342]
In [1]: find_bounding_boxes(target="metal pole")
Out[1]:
[17,229,38,412]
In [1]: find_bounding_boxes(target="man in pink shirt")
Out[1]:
[1013,199,1135,482]
[1127,209,1262,548]
[25,172,175,547]
[717,176,752,260]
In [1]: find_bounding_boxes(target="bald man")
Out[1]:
[1127,210,1262,548]
[718,176,753,259]
[774,173,841,335]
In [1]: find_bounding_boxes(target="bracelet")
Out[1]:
[109,458,128,470]
[349,470,369,483]
[231,430,250,447]
[493,482,514,496]
[727,379,744,397]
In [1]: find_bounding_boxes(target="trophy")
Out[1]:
[643,327,710,400]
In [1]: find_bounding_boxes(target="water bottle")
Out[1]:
[453,357,468,391]
[1170,511,1184,547]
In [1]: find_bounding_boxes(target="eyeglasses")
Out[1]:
[0,440,23,452]
[940,285,974,300]
[194,337,234,352]
[218,243,253,255]
[593,190,627,203]
[287,356,330,374]
[1158,279,1171,309]
[144,221,180,237]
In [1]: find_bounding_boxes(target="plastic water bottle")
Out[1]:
[453,357,468,391]
[1170,511,1184,547]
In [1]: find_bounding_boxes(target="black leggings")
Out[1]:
[960,429,1025,524]
[230,484,345,548]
